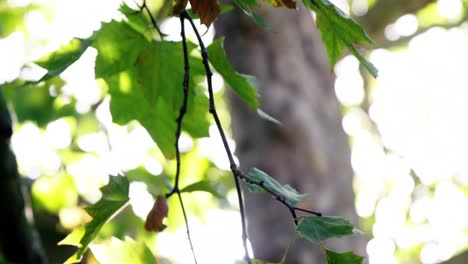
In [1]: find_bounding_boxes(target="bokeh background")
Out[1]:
[1,0,468,263]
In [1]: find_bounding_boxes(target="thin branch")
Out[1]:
[182,10,324,262]
[181,11,252,264]
[135,0,164,39]
[165,15,198,264]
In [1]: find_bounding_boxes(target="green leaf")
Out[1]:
[92,20,149,78]
[59,176,129,264]
[207,38,259,109]
[324,249,364,264]
[2,79,76,127]
[180,180,223,198]
[257,109,281,125]
[90,237,157,264]
[35,38,92,81]
[302,0,378,77]
[296,216,355,243]
[105,41,210,158]
[234,0,267,28]
[245,168,308,205]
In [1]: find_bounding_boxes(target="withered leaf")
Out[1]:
[273,0,296,9]
[144,195,169,232]
[173,0,221,27]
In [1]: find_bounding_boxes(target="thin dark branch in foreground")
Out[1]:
[235,170,321,225]
[182,11,252,264]
[165,15,198,264]
[136,0,164,39]
[182,10,323,263]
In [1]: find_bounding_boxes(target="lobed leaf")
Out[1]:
[58,176,129,264]
[324,248,364,264]
[90,237,157,264]
[295,216,355,243]
[207,38,259,109]
[245,168,309,205]
[35,38,92,82]
[302,0,378,77]
[90,20,209,158]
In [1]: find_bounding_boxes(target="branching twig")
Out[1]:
[135,0,164,39]
[181,11,252,264]
[165,14,198,264]
[182,10,323,263]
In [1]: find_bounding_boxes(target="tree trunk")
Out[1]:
[0,89,47,264]
[215,4,364,263]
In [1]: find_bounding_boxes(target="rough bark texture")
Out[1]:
[215,4,364,263]
[0,89,47,264]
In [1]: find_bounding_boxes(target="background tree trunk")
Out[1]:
[0,89,47,264]
[216,4,364,263]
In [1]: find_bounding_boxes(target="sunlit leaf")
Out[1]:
[92,20,149,78]
[207,38,259,109]
[58,176,129,264]
[180,180,223,198]
[90,237,157,264]
[89,20,209,158]
[35,38,92,81]
[245,168,309,205]
[2,79,76,127]
[324,248,364,264]
[31,173,78,213]
[302,0,377,77]
[296,216,355,243]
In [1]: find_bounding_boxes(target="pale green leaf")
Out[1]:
[324,248,364,264]
[296,216,355,243]
[58,176,129,264]
[245,168,309,205]
[90,237,156,264]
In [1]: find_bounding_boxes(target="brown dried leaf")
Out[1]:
[278,0,296,9]
[189,0,221,27]
[144,195,169,232]
[268,0,296,9]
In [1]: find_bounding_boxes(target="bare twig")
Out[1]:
[181,11,252,264]
[182,10,324,263]
[165,14,198,264]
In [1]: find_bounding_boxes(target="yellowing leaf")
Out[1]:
[265,0,296,9]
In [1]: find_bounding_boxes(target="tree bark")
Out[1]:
[215,4,364,263]
[0,89,47,264]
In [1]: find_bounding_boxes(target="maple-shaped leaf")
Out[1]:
[144,195,169,232]
[58,176,129,263]
[173,0,221,27]
[303,0,378,77]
